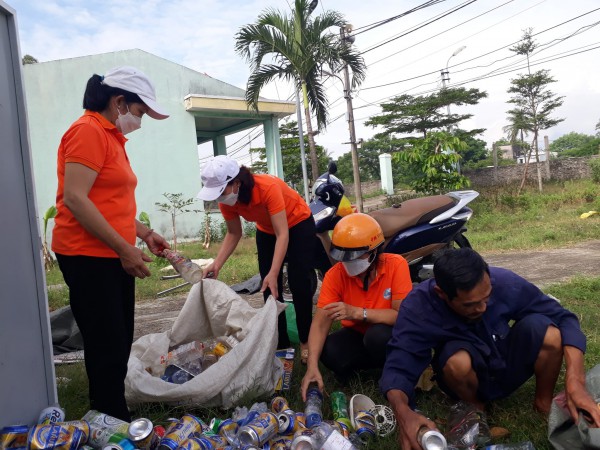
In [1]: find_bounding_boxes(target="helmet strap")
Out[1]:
[362,251,379,291]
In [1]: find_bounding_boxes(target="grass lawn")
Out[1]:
[49,178,600,448]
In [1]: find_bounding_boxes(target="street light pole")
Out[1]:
[440,45,466,173]
[440,45,466,122]
[340,25,363,212]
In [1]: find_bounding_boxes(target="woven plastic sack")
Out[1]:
[125,279,286,408]
[548,364,600,449]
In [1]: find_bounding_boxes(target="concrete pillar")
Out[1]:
[263,117,284,179]
[544,135,551,179]
[379,153,394,195]
[212,135,227,156]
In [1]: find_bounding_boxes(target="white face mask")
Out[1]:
[342,252,376,277]
[116,104,142,135]
[217,184,239,206]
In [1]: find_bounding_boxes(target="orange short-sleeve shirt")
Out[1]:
[317,253,413,334]
[52,111,137,257]
[219,174,311,234]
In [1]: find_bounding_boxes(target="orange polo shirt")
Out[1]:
[219,174,311,234]
[52,110,137,258]
[317,253,412,334]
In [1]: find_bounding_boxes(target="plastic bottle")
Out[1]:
[171,369,193,384]
[446,402,491,449]
[484,443,536,450]
[237,403,269,427]
[312,421,358,450]
[170,341,204,376]
[213,336,239,357]
[304,383,324,428]
[162,249,202,284]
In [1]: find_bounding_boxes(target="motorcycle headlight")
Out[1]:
[313,206,335,222]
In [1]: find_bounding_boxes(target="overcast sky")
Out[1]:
[10,0,600,166]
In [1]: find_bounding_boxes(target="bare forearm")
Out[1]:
[214,231,242,269]
[564,345,586,391]
[269,231,288,276]
[307,312,333,367]
[348,305,397,325]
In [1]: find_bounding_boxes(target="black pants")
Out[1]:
[256,216,316,348]
[320,324,393,380]
[56,254,134,421]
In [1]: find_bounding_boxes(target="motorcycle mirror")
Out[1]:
[328,161,337,175]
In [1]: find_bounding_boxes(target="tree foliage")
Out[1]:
[234,0,366,180]
[550,132,597,155]
[393,132,470,194]
[365,87,487,140]
[506,28,564,193]
[22,54,38,65]
[155,193,200,251]
[249,121,329,191]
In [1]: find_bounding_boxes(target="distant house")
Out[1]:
[23,49,294,240]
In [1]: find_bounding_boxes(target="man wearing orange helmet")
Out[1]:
[301,213,412,398]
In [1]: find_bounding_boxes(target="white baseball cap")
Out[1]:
[197,156,241,201]
[102,66,169,120]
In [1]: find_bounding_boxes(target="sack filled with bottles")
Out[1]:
[125,278,286,408]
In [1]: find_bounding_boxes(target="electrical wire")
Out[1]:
[360,0,478,55]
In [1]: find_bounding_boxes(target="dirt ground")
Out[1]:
[133,240,600,340]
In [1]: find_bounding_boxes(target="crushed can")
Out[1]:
[158,414,204,450]
[128,418,155,450]
[0,425,29,450]
[37,406,66,426]
[27,424,84,450]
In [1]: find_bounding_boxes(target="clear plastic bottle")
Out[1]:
[312,421,358,450]
[304,383,324,428]
[162,249,202,284]
[446,402,491,449]
[484,443,536,450]
[170,369,192,384]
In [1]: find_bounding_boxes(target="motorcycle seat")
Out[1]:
[369,195,456,238]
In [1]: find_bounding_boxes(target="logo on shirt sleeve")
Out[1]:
[383,288,392,300]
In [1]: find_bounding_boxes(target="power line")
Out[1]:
[360,0,478,55]
[359,8,600,91]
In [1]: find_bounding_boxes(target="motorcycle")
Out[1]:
[283,163,478,298]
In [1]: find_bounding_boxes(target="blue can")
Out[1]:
[0,425,29,450]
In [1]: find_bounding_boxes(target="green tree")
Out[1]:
[596,119,600,137]
[550,132,596,155]
[22,54,38,65]
[249,121,329,190]
[507,28,564,193]
[452,129,488,166]
[503,108,529,159]
[365,88,487,141]
[393,132,470,194]
[235,0,366,181]
[155,193,200,252]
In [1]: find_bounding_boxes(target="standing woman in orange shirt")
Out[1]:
[52,67,170,421]
[198,156,316,362]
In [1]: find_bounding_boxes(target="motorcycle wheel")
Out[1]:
[282,263,319,303]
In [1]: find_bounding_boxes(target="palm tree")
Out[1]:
[503,107,529,160]
[235,0,366,181]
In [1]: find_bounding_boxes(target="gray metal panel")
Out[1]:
[0,1,57,427]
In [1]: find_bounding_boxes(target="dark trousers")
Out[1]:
[321,324,393,380]
[56,254,134,421]
[256,216,316,348]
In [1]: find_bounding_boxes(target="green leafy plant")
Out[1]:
[590,158,600,183]
[394,132,470,194]
[155,193,199,252]
[42,205,57,270]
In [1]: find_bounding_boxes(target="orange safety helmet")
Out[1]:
[330,213,384,262]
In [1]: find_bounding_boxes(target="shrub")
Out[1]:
[590,158,600,183]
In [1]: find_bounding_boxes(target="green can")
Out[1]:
[331,391,353,430]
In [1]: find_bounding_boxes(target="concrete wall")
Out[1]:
[343,180,383,197]
[23,49,248,242]
[464,156,598,187]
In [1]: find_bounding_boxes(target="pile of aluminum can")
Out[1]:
[0,391,380,450]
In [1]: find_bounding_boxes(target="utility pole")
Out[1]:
[340,26,363,213]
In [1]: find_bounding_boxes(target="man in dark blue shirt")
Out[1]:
[380,248,600,450]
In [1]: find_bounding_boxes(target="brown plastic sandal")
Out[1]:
[300,349,309,365]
